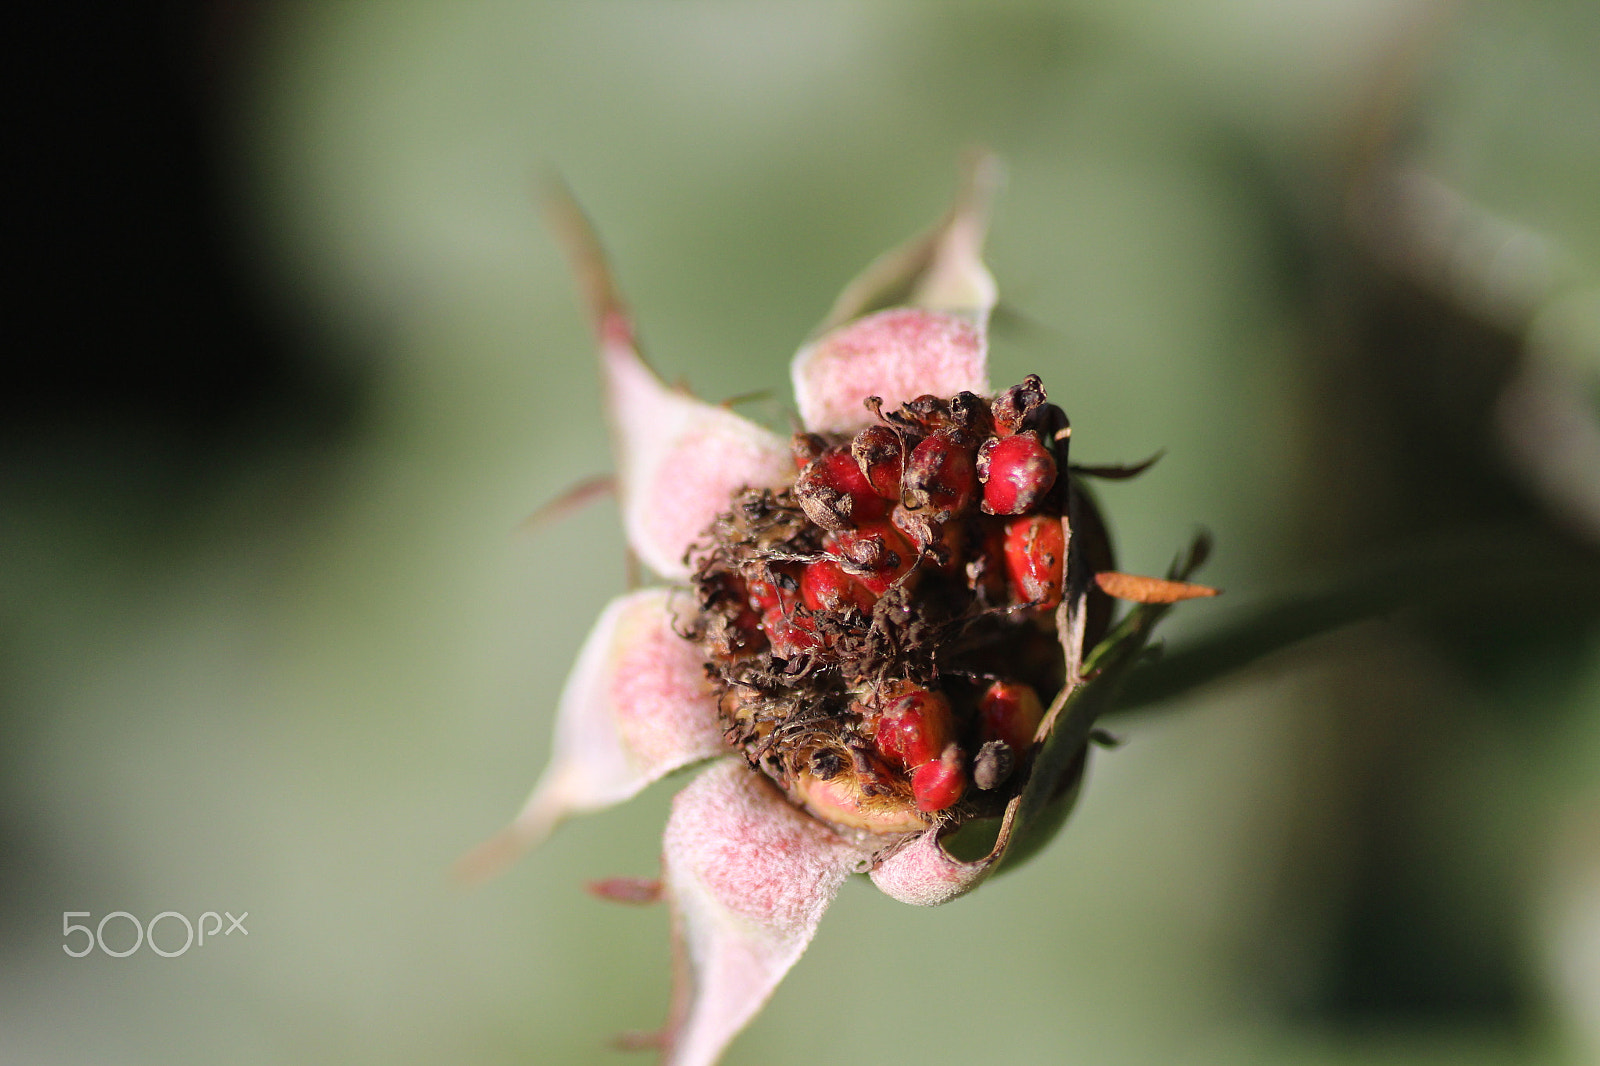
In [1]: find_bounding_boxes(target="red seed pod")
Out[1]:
[992,375,1047,435]
[850,424,903,499]
[977,431,1057,515]
[762,607,823,659]
[911,744,967,812]
[745,568,793,613]
[832,521,915,595]
[869,683,954,770]
[891,505,964,573]
[1002,514,1066,608]
[795,450,888,531]
[977,679,1045,754]
[902,394,949,430]
[799,558,876,614]
[902,431,977,521]
[890,503,937,549]
[790,432,828,470]
[946,390,994,444]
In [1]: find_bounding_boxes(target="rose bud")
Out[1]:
[902,431,977,522]
[851,424,904,499]
[868,683,955,770]
[978,679,1045,755]
[991,374,1047,435]
[796,449,890,530]
[1003,514,1066,608]
[911,743,967,812]
[977,430,1057,515]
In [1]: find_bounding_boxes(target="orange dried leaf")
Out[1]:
[1095,571,1220,604]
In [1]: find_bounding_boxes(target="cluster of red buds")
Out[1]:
[691,375,1113,837]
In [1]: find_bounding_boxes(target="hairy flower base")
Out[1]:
[468,157,1216,1066]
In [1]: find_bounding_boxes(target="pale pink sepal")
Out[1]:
[791,308,990,435]
[792,154,998,435]
[868,827,992,907]
[541,175,790,581]
[657,760,873,1066]
[869,817,1009,907]
[908,150,1001,318]
[456,589,723,883]
[604,343,791,581]
[815,150,1001,332]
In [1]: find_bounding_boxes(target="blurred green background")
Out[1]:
[7,1,1600,1063]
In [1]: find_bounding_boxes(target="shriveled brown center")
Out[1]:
[686,377,1092,834]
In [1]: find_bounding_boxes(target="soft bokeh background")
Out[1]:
[8,2,1600,1063]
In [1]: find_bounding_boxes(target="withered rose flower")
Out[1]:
[463,156,1216,1066]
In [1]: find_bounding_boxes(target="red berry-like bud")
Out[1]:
[762,607,823,659]
[796,450,889,531]
[745,567,798,613]
[911,744,966,812]
[799,558,876,614]
[978,679,1045,754]
[850,424,903,499]
[992,375,1047,435]
[891,505,965,573]
[1002,514,1066,608]
[902,431,977,521]
[832,521,915,595]
[965,520,1009,604]
[946,390,994,443]
[869,683,954,770]
[977,431,1057,515]
[790,432,828,470]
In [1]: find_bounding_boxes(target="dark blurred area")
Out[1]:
[9,2,360,460]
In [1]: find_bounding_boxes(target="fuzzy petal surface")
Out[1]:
[457,589,723,881]
[817,150,1000,331]
[868,823,1001,907]
[604,343,790,581]
[794,153,997,436]
[791,308,990,435]
[541,176,790,581]
[658,760,873,1066]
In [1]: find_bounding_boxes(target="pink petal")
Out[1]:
[868,818,1005,908]
[816,150,1001,331]
[456,589,724,882]
[541,176,790,581]
[793,154,998,435]
[791,308,990,435]
[604,344,791,581]
[657,760,874,1066]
